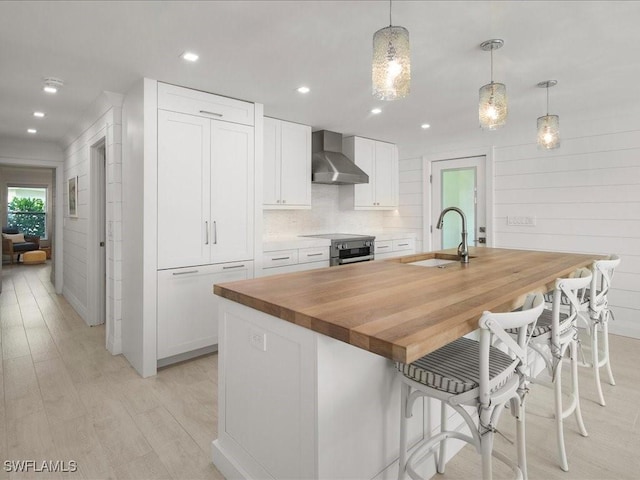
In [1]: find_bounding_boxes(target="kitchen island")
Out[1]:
[211,247,601,480]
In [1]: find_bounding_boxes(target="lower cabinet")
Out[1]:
[157,261,254,360]
[375,238,416,260]
[261,246,330,276]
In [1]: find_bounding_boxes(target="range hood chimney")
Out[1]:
[312,130,369,185]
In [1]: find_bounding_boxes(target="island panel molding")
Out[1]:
[214,247,604,364]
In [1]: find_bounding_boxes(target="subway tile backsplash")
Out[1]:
[263,184,386,237]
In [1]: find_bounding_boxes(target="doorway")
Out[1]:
[89,139,107,326]
[430,156,487,250]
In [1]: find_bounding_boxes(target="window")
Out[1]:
[7,186,47,239]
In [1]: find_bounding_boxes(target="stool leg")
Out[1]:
[398,382,410,480]
[592,322,605,406]
[480,427,494,480]
[553,358,569,472]
[602,319,616,386]
[437,401,447,474]
[571,340,588,437]
[513,396,527,480]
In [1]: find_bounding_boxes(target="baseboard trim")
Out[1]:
[62,286,88,324]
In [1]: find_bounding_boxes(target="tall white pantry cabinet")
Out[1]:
[122,79,263,377]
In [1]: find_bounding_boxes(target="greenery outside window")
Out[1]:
[7,186,47,239]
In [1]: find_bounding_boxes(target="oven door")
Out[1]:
[333,245,374,266]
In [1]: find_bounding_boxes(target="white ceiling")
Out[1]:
[1,1,639,157]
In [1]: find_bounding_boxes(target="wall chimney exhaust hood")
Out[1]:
[312,130,369,185]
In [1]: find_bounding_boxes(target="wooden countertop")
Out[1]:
[214,247,603,364]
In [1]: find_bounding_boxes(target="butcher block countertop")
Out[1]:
[214,247,603,364]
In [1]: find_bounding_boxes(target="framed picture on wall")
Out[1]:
[68,176,78,217]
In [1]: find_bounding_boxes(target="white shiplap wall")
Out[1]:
[383,157,424,253]
[392,126,640,339]
[62,101,123,353]
[493,130,640,337]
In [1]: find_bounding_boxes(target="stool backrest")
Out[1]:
[477,293,545,406]
[590,255,621,314]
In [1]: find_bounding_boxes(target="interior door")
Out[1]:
[431,156,486,250]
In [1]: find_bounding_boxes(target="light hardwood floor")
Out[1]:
[1,262,639,479]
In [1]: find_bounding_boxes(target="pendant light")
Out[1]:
[537,80,560,149]
[372,0,410,101]
[478,39,507,130]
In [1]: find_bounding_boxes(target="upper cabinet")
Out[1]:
[157,85,255,270]
[341,136,398,210]
[263,117,311,209]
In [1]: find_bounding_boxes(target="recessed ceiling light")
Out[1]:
[371,108,382,114]
[421,123,431,129]
[33,111,46,118]
[297,86,310,94]
[27,128,37,134]
[181,51,199,62]
[43,77,63,94]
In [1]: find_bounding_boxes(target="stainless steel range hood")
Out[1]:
[312,130,369,185]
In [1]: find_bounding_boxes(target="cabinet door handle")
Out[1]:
[306,253,323,257]
[173,270,199,276]
[398,243,409,247]
[199,110,223,117]
[223,264,245,270]
[205,221,209,245]
[271,257,290,261]
[213,221,218,244]
[377,245,390,249]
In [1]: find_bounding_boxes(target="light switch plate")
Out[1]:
[507,216,536,226]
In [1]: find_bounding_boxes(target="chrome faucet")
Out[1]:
[436,207,470,264]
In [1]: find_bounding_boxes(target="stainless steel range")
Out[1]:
[302,233,375,266]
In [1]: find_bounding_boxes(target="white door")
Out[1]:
[374,141,397,207]
[353,137,376,207]
[157,110,211,269]
[280,120,311,206]
[262,117,280,206]
[431,156,486,250]
[210,120,254,263]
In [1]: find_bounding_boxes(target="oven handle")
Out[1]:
[338,254,375,265]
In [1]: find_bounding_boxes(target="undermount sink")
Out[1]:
[409,258,457,268]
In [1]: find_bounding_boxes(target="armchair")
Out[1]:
[2,227,40,264]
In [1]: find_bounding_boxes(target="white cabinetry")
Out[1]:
[341,136,398,210]
[157,261,253,361]
[261,245,330,276]
[375,237,416,260]
[263,117,311,209]
[157,110,254,269]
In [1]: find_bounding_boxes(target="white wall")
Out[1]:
[62,93,123,353]
[263,183,386,237]
[389,111,640,339]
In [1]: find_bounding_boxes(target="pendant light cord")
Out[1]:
[490,47,494,83]
[389,0,393,26]
[546,86,550,115]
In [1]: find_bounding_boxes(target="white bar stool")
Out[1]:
[525,271,592,472]
[580,255,621,406]
[396,293,545,480]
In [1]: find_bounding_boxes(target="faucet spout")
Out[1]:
[436,207,470,264]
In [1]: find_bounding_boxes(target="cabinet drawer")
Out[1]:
[263,250,299,268]
[158,82,254,126]
[375,241,393,254]
[393,238,415,252]
[298,247,330,264]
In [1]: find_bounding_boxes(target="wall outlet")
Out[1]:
[249,328,267,352]
[507,216,536,226]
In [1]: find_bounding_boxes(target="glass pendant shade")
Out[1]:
[537,114,560,149]
[479,82,507,130]
[372,25,411,101]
